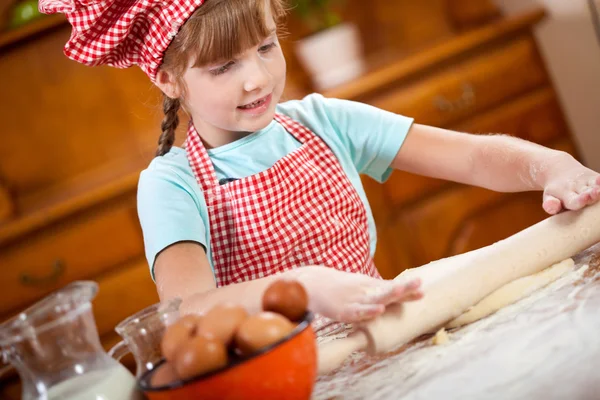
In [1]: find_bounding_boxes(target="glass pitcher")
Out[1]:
[0,281,144,400]
[108,298,181,378]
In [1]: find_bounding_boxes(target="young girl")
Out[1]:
[41,0,600,329]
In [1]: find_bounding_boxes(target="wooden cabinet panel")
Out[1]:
[0,26,158,198]
[456,87,567,144]
[93,259,159,338]
[369,0,453,50]
[381,173,449,211]
[374,223,416,279]
[448,193,548,256]
[0,185,12,223]
[368,36,548,127]
[0,199,143,317]
[399,185,502,265]
[397,187,545,266]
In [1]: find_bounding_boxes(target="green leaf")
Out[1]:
[290,0,343,33]
[293,0,310,19]
[325,11,341,28]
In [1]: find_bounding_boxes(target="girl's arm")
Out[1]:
[392,124,600,214]
[154,242,274,314]
[154,242,422,321]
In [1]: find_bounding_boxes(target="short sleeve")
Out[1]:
[279,94,414,183]
[319,96,413,182]
[137,166,208,280]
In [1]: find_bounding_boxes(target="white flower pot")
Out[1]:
[294,22,365,90]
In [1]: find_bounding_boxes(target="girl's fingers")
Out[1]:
[584,187,600,203]
[403,278,421,291]
[566,191,590,210]
[402,290,424,302]
[363,279,422,305]
[340,303,385,322]
[361,285,399,304]
[542,193,562,214]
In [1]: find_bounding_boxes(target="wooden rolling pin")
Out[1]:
[318,201,600,374]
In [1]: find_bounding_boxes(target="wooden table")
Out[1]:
[313,243,600,399]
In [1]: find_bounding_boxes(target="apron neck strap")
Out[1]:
[185,113,316,192]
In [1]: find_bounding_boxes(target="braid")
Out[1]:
[156,96,181,156]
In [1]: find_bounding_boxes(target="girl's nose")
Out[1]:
[243,59,270,92]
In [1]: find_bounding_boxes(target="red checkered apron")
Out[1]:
[186,113,380,333]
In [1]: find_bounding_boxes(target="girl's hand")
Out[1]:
[287,266,423,323]
[542,161,600,215]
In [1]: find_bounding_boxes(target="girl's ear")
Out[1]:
[155,70,181,99]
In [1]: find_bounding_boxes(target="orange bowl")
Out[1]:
[138,312,317,400]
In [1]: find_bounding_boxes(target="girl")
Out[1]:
[41,0,600,329]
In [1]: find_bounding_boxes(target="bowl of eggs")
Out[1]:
[138,279,317,400]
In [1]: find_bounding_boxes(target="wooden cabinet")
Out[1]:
[325,10,577,278]
[0,13,158,351]
[0,197,143,318]
[369,36,548,128]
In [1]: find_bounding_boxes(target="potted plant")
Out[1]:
[291,0,366,90]
[2,0,46,31]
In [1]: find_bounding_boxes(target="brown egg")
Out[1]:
[262,279,308,321]
[161,314,202,362]
[234,311,295,356]
[174,334,228,380]
[150,362,179,388]
[197,303,249,346]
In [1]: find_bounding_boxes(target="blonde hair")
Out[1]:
[156,0,288,156]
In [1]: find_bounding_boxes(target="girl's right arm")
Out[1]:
[154,242,423,323]
[154,241,295,315]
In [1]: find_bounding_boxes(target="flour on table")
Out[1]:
[447,258,575,328]
[313,263,591,400]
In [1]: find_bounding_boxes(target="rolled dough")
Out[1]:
[446,258,575,328]
[317,203,600,375]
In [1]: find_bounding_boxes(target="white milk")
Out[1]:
[46,364,144,400]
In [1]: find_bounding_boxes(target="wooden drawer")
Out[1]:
[395,138,577,267]
[455,87,568,144]
[93,259,159,339]
[0,199,144,318]
[382,85,569,209]
[367,35,548,127]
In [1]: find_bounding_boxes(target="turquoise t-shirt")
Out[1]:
[137,93,413,280]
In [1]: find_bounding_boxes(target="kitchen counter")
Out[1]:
[313,243,600,399]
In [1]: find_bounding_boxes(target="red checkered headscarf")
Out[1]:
[38,0,205,82]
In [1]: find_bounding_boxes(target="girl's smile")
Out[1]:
[237,93,273,116]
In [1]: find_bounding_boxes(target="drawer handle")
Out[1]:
[20,260,65,286]
[433,83,476,112]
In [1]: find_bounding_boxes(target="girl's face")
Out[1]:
[177,8,286,147]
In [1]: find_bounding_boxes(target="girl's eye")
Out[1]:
[259,42,277,53]
[210,61,235,76]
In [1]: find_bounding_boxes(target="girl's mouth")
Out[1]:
[237,93,272,114]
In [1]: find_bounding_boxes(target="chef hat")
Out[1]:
[39,0,205,82]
